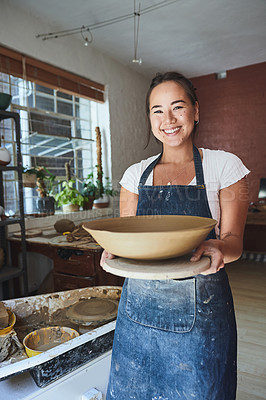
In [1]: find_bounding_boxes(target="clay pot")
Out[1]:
[83,196,95,210]
[23,173,36,188]
[0,147,11,166]
[62,204,80,213]
[93,194,109,208]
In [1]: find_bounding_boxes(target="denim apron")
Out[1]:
[106,146,237,400]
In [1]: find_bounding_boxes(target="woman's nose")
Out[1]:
[164,110,176,124]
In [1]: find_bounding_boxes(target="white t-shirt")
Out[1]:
[120,148,250,236]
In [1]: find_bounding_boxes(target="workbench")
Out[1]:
[8,233,124,295]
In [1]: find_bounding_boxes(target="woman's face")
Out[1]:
[149,81,199,148]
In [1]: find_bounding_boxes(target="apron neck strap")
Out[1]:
[193,145,205,186]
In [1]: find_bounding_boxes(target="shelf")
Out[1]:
[21,131,94,158]
[0,218,22,227]
[0,265,23,283]
[0,110,20,121]
[0,110,28,297]
[0,166,20,171]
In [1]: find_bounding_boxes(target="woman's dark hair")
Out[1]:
[145,72,199,147]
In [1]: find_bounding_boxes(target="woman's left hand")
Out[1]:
[190,239,224,275]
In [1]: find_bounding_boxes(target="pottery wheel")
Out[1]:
[103,254,210,280]
[66,298,118,326]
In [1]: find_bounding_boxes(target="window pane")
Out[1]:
[36,95,54,112]
[0,81,10,93]
[30,112,71,137]
[36,84,53,95]
[57,91,72,100]
[57,100,73,116]
[0,119,12,141]
[2,72,98,215]
[0,72,9,83]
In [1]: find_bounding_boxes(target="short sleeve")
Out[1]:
[119,154,160,194]
[119,164,140,194]
[218,152,250,190]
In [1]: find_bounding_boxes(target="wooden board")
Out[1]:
[13,229,42,238]
[104,254,210,280]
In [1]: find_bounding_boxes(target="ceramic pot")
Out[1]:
[36,196,55,215]
[62,204,80,213]
[93,194,109,208]
[83,196,95,210]
[0,147,11,166]
[0,93,12,110]
[23,173,36,188]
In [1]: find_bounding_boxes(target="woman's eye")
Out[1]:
[173,106,183,111]
[153,110,163,114]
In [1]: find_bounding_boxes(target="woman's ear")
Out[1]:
[194,101,200,122]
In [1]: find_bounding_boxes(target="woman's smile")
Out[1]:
[162,126,181,135]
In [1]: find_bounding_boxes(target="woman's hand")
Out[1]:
[100,249,116,267]
[190,239,225,275]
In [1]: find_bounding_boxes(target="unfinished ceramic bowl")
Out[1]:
[66,298,119,327]
[83,215,217,260]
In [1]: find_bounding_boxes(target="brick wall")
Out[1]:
[191,62,266,202]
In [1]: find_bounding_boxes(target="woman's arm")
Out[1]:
[120,187,139,217]
[190,177,249,274]
[100,187,139,266]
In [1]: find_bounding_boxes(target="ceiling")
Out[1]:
[9,0,266,78]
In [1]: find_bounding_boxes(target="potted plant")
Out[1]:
[55,179,85,212]
[81,169,118,209]
[22,167,38,188]
[81,172,99,210]
[23,166,56,215]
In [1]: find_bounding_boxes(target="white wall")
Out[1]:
[0,0,161,207]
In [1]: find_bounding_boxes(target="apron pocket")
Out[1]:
[126,278,196,333]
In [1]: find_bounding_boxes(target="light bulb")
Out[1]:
[132,58,142,65]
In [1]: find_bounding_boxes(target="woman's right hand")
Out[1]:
[100,249,116,267]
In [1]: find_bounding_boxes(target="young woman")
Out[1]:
[102,72,250,400]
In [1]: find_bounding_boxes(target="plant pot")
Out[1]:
[93,194,109,209]
[62,204,80,213]
[83,196,95,210]
[36,196,55,215]
[23,173,36,188]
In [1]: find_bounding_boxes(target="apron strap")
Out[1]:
[193,145,205,186]
[139,153,162,186]
[139,145,205,187]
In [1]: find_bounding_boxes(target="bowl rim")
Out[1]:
[83,215,217,234]
[23,325,80,352]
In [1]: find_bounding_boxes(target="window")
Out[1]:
[0,72,106,215]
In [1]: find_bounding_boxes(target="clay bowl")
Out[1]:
[23,326,79,357]
[83,215,217,260]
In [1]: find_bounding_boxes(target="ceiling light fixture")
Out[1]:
[36,0,178,62]
[80,26,93,46]
[132,1,142,65]
[36,1,178,41]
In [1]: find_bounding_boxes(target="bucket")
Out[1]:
[23,326,79,357]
